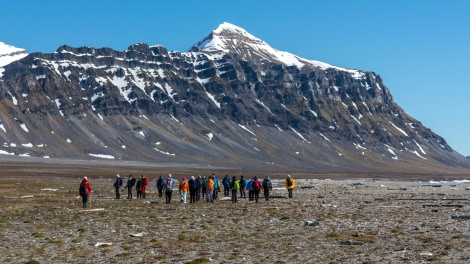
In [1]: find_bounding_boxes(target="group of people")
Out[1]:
[79,173,296,208]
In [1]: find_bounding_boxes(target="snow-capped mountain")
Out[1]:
[0,41,28,67]
[0,23,468,173]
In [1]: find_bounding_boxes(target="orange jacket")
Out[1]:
[179,181,189,193]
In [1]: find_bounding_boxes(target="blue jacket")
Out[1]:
[246,179,254,191]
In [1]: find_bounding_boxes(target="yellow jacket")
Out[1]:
[284,177,296,189]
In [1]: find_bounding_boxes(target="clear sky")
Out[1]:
[1,0,469,155]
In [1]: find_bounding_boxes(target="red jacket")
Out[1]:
[80,179,92,196]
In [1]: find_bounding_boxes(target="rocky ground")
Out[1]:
[1,173,470,264]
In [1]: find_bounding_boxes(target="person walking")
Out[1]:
[262,176,273,201]
[79,176,92,208]
[246,177,254,201]
[156,175,165,198]
[114,174,123,199]
[179,177,189,203]
[165,174,174,204]
[125,174,136,199]
[252,176,262,203]
[284,175,296,198]
[222,174,231,197]
[239,175,247,199]
[196,175,203,202]
[212,173,220,201]
[188,176,198,203]
[230,176,239,203]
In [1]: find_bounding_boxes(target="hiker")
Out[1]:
[230,176,239,203]
[200,175,207,201]
[222,174,231,197]
[196,175,203,202]
[125,174,136,199]
[206,175,215,202]
[156,175,165,198]
[79,176,92,208]
[246,177,254,201]
[239,175,247,199]
[165,174,174,204]
[179,177,189,203]
[262,176,273,201]
[136,176,142,199]
[212,173,220,201]
[114,174,123,199]
[188,176,198,203]
[252,176,262,203]
[284,175,296,198]
[141,175,149,199]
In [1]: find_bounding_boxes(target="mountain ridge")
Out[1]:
[0,23,468,173]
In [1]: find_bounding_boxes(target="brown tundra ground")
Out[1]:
[0,162,469,264]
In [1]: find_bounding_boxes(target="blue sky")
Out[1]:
[1,0,469,155]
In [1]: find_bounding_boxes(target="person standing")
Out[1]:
[165,174,174,204]
[246,177,254,201]
[179,177,189,203]
[188,176,198,203]
[136,176,142,199]
[252,176,262,203]
[212,173,220,201]
[141,175,149,199]
[239,175,247,199]
[262,176,273,201]
[114,174,123,199]
[156,175,165,198]
[125,174,136,199]
[284,175,296,198]
[222,174,231,197]
[206,175,215,202]
[200,175,207,201]
[230,176,239,203]
[79,176,92,208]
[196,175,203,202]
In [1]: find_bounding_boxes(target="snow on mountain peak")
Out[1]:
[0,41,28,67]
[193,23,364,78]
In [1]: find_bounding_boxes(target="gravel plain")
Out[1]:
[1,174,470,264]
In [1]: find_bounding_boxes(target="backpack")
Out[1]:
[79,183,87,196]
[157,178,164,188]
[232,180,239,190]
[130,178,136,187]
[166,180,173,192]
[287,178,293,187]
[207,181,214,191]
[253,180,261,190]
[189,179,198,190]
[263,180,270,190]
[240,179,246,187]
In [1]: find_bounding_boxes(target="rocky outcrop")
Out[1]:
[0,23,468,172]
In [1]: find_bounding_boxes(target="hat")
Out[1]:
[191,176,195,180]
[168,174,172,178]
[182,177,186,181]
[83,176,88,180]
[116,174,120,177]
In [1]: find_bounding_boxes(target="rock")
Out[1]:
[304,220,319,226]
[130,232,145,237]
[340,240,364,246]
[451,214,470,219]
[374,197,385,201]
[95,242,112,247]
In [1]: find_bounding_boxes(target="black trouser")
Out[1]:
[254,190,260,203]
[288,189,293,198]
[200,187,206,201]
[165,191,173,203]
[115,187,121,199]
[190,190,197,203]
[264,190,270,201]
[213,188,218,200]
[239,187,246,198]
[127,187,133,199]
[231,190,237,203]
[158,189,163,198]
[82,195,88,208]
[137,190,141,199]
[224,187,230,197]
[248,190,254,201]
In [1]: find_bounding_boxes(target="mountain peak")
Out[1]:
[0,41,28,67]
